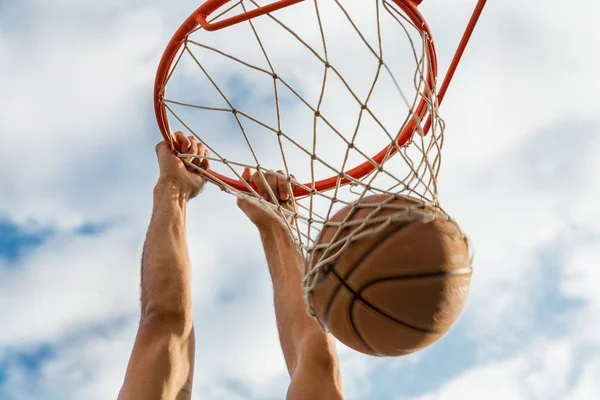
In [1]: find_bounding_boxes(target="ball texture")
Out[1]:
[308,194,472,356]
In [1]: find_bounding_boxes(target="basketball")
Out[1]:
[307,194,472,357]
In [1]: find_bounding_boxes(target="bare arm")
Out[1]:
[259,224,344,400]
[119,134,209,400]
[237,169,344,400]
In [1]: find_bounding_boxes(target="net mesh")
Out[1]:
[158,0,446,318]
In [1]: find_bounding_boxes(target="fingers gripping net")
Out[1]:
[158,0,445,318]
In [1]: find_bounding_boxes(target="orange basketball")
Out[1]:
[307,194,472,357]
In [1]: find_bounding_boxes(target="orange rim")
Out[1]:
[154,0,487,197]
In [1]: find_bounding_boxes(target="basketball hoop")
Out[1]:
[154,0,487,317]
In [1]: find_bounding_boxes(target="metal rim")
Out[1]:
[154,0,438,197]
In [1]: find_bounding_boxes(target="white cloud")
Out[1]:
[566,357,600,400]
[0,227,142,348]
[0,4,166,228]
[0,320,137,400]
[560,241,600,347]
[1,0,600,399]
[411,338,575,400]
[430,0,600,168]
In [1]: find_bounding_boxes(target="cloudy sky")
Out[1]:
[1,0,599,399]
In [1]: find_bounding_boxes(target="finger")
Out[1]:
[186,137,199,172]
[186,135,198,154]
[251,170,271,201]
[173,132,190,153]
[276,170,290,201]
[288,174,298,211]
[171,131,185,152]
[241,167,252,182]
[265,172,279,202]
[191,141,205,168]
[199,148,210,171]
[177,135,192,164]
[290,174,298,196]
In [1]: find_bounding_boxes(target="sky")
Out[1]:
[1,0,599,399]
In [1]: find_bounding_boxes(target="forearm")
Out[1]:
[141,177,193,319]
[259,224,332,374]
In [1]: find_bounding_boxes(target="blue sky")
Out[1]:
[0,222,49,263]
[1,0,599,399]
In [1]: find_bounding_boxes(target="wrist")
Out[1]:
[258,221,298,248]
[254,211,297,234]
[256,219,287,234]
[154,176,191,203]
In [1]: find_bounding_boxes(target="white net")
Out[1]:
[157,0,446,317]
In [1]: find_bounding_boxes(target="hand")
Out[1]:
[237,168,297,230]
[155,132,210,200]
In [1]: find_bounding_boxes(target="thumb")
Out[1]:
[155,141,173,158]
[236,195,256,214]
[155,141,179,170]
